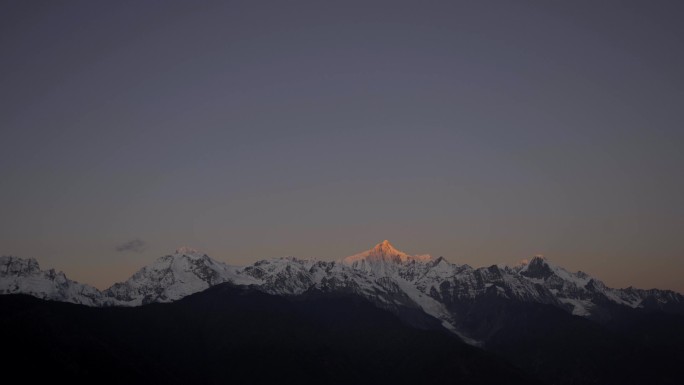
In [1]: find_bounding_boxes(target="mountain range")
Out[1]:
[2,241,682,337]
[2,241,684,384]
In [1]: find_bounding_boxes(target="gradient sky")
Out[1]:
[1,0,683,292]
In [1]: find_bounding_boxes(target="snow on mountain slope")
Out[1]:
[340,243,683,325]
[2,241,683,340]
[514,256,645,315]
[338,241,464,334]
[0,255,103,306]
[344,239,431,265]
[241,256,423,310]
[104,247,259,305]
[239,246,469,340]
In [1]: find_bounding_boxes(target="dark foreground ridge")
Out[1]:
[459,297,684,385]
[3,279,684,384]
[0,284,537,385]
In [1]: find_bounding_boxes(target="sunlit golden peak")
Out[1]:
[344,240,432,264]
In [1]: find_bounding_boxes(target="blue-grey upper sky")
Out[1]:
[1,0,683,291]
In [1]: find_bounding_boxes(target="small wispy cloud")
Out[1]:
[115,238,147,253]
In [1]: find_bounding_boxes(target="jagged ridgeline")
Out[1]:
[1,241,683,343]
[3,241,684,385]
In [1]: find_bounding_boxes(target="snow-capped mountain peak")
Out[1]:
[518,255,556,279]
[344,240,432,264]
[0,255,103,306]
[370,240,404,258]
[104,250,258,305]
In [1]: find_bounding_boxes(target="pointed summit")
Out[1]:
[519,255,554,279]
[344,240,432,264]
[106,249,258,305]
[370,240,402,258]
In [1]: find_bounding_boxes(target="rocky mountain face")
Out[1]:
[0,255,103,306]
[2,241,683,343]
[103,247,259,306]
